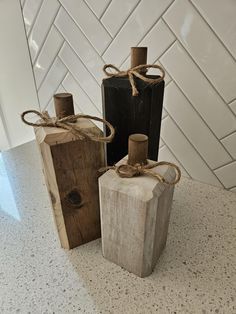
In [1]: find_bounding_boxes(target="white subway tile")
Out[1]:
[160,42,236,139]
[59,0,111,54]
[101,0,139,37]
[221,132,236,159]
[164,0,236,103]
[34,26,63,88]
[214,161,236,189]
[59,43,101,107]
[191,0,236,60]
[55,8,104,83]
[38,57,67,109]
[161,116,222,187]
[162,109,168,119]
[103,0,173,66]
[229,100,236,115]
[85,0,110,19]
[164,82,232,169]
[139,19,175,63]
[45,85,67,117]
[159,138,164,148]
[23,0,43,36]
[28,0,60,63]
[62,73,101,117]
[150,61,171,84]
[159,145,189,177]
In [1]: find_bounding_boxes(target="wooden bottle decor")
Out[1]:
[23,93,110,249]
[99,134,180,277]
[102,47,165,165]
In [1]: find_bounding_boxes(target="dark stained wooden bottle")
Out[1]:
[102,47,165,165]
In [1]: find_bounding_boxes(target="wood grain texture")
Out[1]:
[130,47,147,72]
[128,133,148,166]
[35,118,105,249]
[99,156,176,277]
[102,76,164,165]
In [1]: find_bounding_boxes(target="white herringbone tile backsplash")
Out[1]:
[21,0,236,191]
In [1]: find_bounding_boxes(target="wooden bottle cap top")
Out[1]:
[128,134,148,166]
[54,93,75,119]
[130,47,147,73]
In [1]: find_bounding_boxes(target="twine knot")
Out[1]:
[103,64,165,96]
[21,110,115,143]
[99,161,181,185]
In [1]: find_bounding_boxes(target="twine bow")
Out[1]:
[99,161,181,185]
[103,64,165,96]
[21,110,115,143]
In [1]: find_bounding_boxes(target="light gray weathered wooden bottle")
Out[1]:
[99,134,177,277]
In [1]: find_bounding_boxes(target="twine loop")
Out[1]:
[99,161,181,185]
[103,64,165,96]
[21,110,115,143]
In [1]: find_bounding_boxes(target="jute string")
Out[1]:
[99,161,181,185]
[103,64,165,96]
[21,110,115,143]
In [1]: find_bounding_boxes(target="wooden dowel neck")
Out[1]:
[128,134,148,166]
[54,93,75,119]
[130,47,147,74]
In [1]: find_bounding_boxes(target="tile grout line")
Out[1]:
[228,98,236,106]
[189,0,236,63]
[26,0,44,40]
[99,0,112,20]
[101,0,143,58]
[159,139,192,178]
[81,0,112,39]
[53,6,107,66]
[59,56,102,114]
[104,0,176,65]
[160,41,236,140]
[32,5,61,67]
[37,37,65,91]
[37,41,65,93]
[162,112,224,187]
[42,70,69,111]
[220,130,236,141]
[53,23,102,87]
[166,79,235,161]
[157,42,229,143]
[58,2,111,57]
[152,38,177,65]
[19,0,41,110]
[164,79,172,88]
[101,0,142,53]
[213,159,236,172]
[21,0,26,9]
[161,17,236,112]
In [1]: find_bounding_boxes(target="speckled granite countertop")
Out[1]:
[0,141,235,314]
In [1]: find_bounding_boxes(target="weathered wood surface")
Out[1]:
[99,156,176,277]
[35,118,105,249]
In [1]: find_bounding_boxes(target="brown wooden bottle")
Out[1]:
[34,93,105,249]
[102,47,165,165]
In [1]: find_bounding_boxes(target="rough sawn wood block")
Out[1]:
[99,157,176,277]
